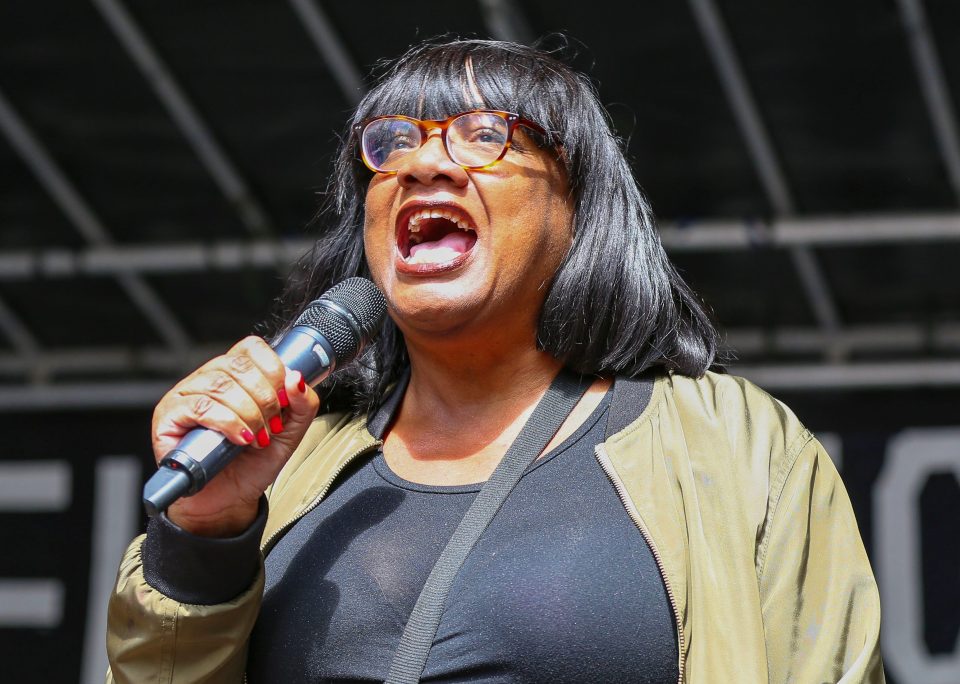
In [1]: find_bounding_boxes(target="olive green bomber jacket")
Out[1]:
[106,371,885,683]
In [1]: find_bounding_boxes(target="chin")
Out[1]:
[388,283,488,336]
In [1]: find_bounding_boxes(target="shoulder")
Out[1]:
[647,369,816,479]
[665,369,810,441]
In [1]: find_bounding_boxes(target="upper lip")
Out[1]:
[395,200,479,242]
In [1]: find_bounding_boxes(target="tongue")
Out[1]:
[407,231,475,264]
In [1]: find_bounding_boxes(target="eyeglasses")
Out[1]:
[354,110,546,174]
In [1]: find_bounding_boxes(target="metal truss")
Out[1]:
[0,87,192,360]
[92,0,276,237]
[288,0,366,105]
[1,1,958,407]
[687,0,844,359]
[896,0,960,203]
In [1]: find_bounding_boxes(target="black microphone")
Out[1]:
[142,277,387,517]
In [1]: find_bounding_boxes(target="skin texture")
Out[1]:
[364,124,611,486]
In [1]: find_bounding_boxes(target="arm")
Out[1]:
[758,436,885,683]
[106,529,265,684]
[106,336,320,682]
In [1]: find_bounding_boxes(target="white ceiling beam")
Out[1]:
[734,360,960,391]
[896,0,960,203]
[92,0,275,237]
[0,87,190,353]
[661,212,960,250]
[687,0,844,359]
[288,0,366,105]
[0,344,223,378]
[3,323,959,379]
[0,381,174,411]
[4,358,960,411]
[725,322,960,356]
[1,212,959,279]
[0,240,310,279]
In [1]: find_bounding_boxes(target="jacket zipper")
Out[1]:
[594,444,685,684]
[244,441,381,684]
[259,441,381,557]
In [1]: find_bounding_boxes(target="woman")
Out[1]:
[107,39,884,682]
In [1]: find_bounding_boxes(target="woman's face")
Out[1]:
[363,119,574,345]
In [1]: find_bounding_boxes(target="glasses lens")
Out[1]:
[448,112,509,168]
[362,118,421,171]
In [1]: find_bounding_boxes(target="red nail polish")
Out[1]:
[269,415,283,434]
[256,428,270,447]
[240,428,255,444]
[297,373,306,393]
[277,388,289,408]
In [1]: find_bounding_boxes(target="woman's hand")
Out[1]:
[151,336,320,537]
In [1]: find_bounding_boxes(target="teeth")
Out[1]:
[405,207,475,234]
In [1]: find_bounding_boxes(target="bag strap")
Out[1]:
[385,370,593,684]
[604,372,655,441]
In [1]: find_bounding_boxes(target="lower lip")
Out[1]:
[393,247,473,276]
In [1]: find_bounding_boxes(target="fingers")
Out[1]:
[153,336,297,458]
[280,370,320,429]
[152,392,258,464]
[188,336,287,427]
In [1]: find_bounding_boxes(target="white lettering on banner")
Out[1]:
[80,456,140,684]
[876,428,960,683]
[817,432,842,472]
[0,460,70,511]
[0,461,71,627]
[0,579,63,627]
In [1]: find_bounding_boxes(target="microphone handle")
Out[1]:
[142,326,338,517]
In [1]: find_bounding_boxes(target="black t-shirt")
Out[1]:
[246,390,678,683]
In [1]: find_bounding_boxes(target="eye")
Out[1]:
[466,126,507,145]
[389,133,417,150]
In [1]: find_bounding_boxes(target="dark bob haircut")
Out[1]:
[273,38,722,415]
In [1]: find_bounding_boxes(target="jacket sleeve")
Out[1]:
[757,435,885,683]
[105,527,265,684]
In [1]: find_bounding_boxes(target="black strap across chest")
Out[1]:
[385,370,593,684]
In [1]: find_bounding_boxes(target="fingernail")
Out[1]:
[297,373,306,393]
[256,428,270,447]
[240,428,255,444]
[269,415,283,434]
[277,388,289,408]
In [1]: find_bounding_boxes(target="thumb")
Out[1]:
[270,370,321,449]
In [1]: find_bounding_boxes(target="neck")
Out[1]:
[387,327,565,460]
[404,338,563,417]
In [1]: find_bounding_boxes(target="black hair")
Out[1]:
[271,37,722,415]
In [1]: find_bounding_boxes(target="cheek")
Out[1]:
[363,187,393,254]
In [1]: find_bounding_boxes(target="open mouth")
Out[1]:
[397,205,478,267]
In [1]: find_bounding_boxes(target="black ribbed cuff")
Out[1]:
[141,497,268,605]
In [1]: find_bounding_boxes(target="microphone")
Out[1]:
[142,277,387,517]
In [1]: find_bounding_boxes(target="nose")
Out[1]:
[396,132,469,189]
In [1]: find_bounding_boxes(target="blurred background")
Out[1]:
[1,1,958,682]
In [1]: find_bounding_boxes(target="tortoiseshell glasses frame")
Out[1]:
[354,110,546,174]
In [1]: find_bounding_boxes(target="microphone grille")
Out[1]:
[293,278,387,361]
[320,277,388,341]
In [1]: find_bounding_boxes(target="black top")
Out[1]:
[245,390,677,683]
